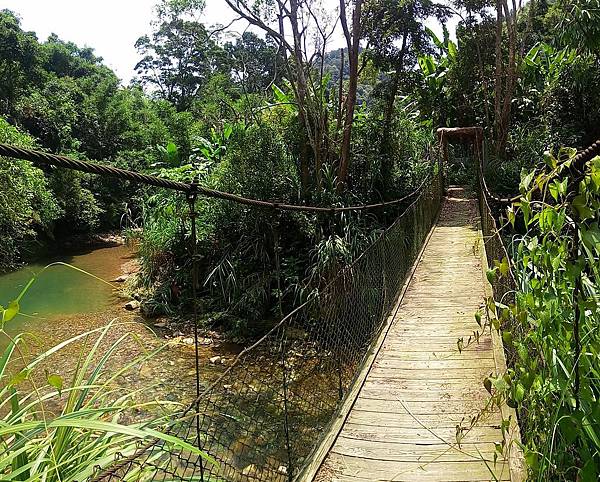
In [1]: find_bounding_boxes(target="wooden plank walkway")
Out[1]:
[314,188,519,482]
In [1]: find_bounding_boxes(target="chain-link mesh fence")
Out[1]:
[92,174,442,482]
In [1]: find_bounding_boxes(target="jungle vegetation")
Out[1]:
[1,0,600,478]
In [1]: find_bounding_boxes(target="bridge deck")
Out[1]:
[315,188,514,482]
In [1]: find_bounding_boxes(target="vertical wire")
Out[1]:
[187,185,205,482]
[572,219,581,411]
[281,335,293,482]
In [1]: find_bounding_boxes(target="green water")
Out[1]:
[0,244,131,343]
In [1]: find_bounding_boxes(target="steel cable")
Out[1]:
[0,143,429,213]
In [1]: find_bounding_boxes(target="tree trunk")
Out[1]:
[337,0,363,193]
[493,0,519,159]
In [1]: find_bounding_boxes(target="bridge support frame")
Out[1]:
[437,126,484,188]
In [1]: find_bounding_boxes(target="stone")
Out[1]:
[112,275,128,283]
[209,356,221,364]
[124,300,140,311]
[277,466,288,475]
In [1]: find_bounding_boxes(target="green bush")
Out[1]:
[0,118,60,271]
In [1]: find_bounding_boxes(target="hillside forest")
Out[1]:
[2,0,600,480]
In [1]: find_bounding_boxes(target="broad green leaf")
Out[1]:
[507,206,515,227]
[425,26,443,49]
[520,169,534,191]
[580,459,598,482]
[484,377,492,395]
[514,382,525,402]
[573,194,594,220]
[447,40,458,60]
[582,224,600,253]
[166,142,177,155]
[3,300,20,324]
[591,157,600,190]
[47,374,64,395]
[9,369,30,387]
[271,84,287,102]
[524,449,538,470]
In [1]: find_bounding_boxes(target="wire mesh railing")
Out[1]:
[476,141,521,369]
[91,173,442,482]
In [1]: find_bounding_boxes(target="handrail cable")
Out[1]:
[480,139,600,205]
[0,143,429,213]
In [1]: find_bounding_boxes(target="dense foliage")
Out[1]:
[2,0,600,476]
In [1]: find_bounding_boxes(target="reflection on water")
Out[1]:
[0,245,132,350]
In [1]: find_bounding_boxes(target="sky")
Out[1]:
[2,0,458,84]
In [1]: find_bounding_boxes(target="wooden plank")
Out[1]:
[376,350,494,360]
[333,436,502,462]
[351,398,497,415]
[346,410,502,429]
[320,453,510,481]
[359,386,491,402]
[340,424,504,444]
[371,358,496,370]
[362,377,492,391]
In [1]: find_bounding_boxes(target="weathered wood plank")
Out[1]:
[346,410,502,428]
[321,452,510,481]
[333,436,501,462]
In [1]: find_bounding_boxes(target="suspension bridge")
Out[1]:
[7,131,599,481]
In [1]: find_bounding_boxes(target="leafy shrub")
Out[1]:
[493,149,600,480]
[0,118,60,271]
